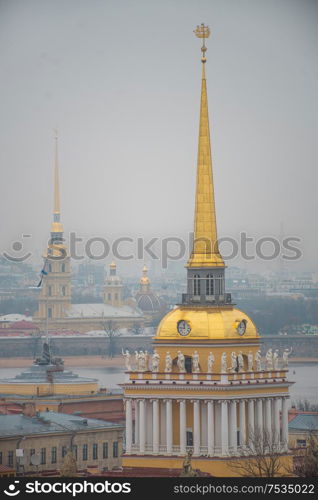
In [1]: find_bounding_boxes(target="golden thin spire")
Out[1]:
[187,24,224,268]
[51,129,63,234]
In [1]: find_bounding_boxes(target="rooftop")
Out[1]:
[66,303,143,319]
[289,413,318,431]
[0,411,123,438]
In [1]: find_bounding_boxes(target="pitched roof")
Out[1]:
[288,413,318,431]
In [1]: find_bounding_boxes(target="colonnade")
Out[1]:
[125,396,289,456]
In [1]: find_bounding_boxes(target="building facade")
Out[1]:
[0,412,123,475]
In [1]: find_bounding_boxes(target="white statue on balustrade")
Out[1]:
[230,351,237,373]
[273,349,279,370]
[265,348,273,371]
[282,348,292,368]
[122,349,131,371]
[207,352,215,373]
[238,351,244,372]
[248,351,254,371]
[137,351,147,371]
[221,352,227,373]
[165,352,172,372]
[151,350,160,372]
[255,350,262,371]
[177,351,186,372]
[192,351,200,373]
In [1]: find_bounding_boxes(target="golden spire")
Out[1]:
[187,24,224,268]
[51,129,63,234]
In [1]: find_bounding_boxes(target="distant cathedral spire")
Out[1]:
[187,24,224,269]
[51,129,63,239]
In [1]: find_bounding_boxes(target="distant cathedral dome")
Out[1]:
[135,265,163,313]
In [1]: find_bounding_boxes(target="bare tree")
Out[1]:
[228,427,289,477]
[130,322,144,335]
[101,320,119,358]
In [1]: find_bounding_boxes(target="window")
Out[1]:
[61,263,65,273]
[186,431,193,447]
[297,439,307,448]
[51,447,57,464]
[112,442,118,458]
[0,451,2,464]
[8,451,14,467]
[108,293,111,301]
[62,446,67,458]
[185,356,192,374]
[115,293,118,300]
[48,263,52,273]
[72,445,77,460]
[30,449,35,465]
[48,285,52,296]
[93,443,98,460]
[40,448,46,465]
[48,307,52,319]
[103,442,108,459]
[61,286,66,296]
[206,274,214,295]
[193,274,201,296]
[82,444,88,461]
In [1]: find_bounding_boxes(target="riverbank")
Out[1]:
[0,356,317,369]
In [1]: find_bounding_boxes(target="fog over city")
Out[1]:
[0,0,317,273]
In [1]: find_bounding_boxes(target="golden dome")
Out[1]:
[110,261,116,269]
[155,306,258,340]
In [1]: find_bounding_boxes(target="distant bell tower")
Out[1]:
[35,131,71,325]
[103,261,123,307]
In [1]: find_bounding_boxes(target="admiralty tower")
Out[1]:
[121,25,293,476]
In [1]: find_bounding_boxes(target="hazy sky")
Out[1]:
[0,0,317,272]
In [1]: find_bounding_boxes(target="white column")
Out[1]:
[229,400,237,452]
[193,400,200,456]
[265,398,272,443]
[152,399,159,454]
[247,399,255,446]
[134,399,139,445]
[166,399,173,454]
[256,398,263,441]
[281,397,289,451]
[239,400,246,446]
[207,400,214,456]
[179,400,186,455]
[273,398,280,446]
[221,400,229,455]
[139,399,145,454]
[125,399,132,454]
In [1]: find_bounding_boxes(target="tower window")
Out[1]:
[206,274,214,295]
[193,274,201,295]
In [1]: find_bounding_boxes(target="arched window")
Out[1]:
[61,263,66,273]
[193,274,201,296]
[206,274,214,295]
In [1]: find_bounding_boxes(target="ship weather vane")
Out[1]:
[194,23,210,62]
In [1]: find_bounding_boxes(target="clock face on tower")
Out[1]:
[237,319,247,336]
[177,320,191,336]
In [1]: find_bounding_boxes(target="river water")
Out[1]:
[0,363,317,405]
